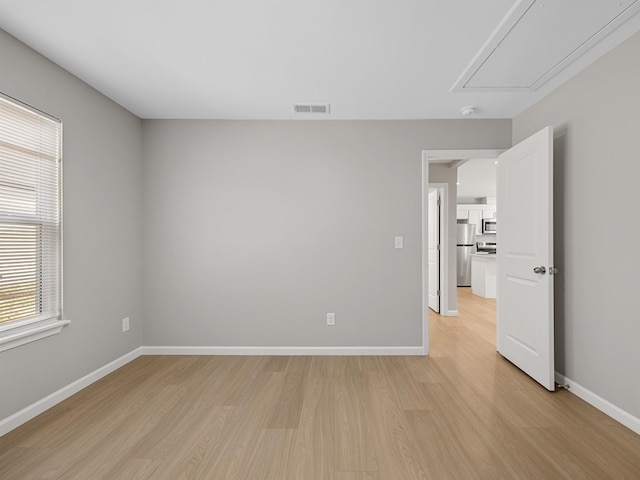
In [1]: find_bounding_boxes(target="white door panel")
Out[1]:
[428,189,440,313]
[497,126,555,391]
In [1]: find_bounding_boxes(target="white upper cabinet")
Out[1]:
[457,203,497,235]
[468,210,483,237]
[482,208,497,219]
[457,209,469,220]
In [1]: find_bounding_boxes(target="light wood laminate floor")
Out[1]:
[1,288,640,479]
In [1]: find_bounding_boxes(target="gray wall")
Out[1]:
[428,164,458,314]
[0,30,143,420]
[513,32,640,418]
[142,120,510,347]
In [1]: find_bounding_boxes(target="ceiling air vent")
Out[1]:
[293,104,330,114]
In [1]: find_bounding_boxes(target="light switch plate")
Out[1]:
[395,236,404,249]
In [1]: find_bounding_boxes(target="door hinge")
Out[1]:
[437,198,441,206]
[436,289,440,296]
[437,244,441,251]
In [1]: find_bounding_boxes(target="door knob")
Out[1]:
[533,266,546,274]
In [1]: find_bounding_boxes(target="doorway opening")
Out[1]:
[456,158,498,300]
[421,149,504,355]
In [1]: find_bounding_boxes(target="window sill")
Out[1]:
[0,318,71,353]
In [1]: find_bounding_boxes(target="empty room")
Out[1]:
[1,1,640,479]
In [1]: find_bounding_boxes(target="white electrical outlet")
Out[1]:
[122,317,130,332]
[395,236,404,249]
[326,313,335,326]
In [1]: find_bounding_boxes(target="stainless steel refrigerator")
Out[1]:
[457,223,476,287]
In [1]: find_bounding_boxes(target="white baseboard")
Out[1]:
[0,347,143,437]
[555,372,640,436]
[141,345,425,356]
[446,309,459,317]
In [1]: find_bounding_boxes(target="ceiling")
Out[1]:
[1,0,639,119]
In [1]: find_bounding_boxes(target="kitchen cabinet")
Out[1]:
[482,208,497,219]
[471,254,496,298]
[468,210,483,237]
[457,203,496,236]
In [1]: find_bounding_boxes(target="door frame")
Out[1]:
[421,149,504,354]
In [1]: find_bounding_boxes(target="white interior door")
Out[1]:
[497,126,555,391]
[427,189,440,313]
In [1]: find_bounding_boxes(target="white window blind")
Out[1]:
[0,94,62,331]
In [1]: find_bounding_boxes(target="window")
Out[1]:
[0,93,68,352]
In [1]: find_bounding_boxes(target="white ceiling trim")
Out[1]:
[451,0,640,92]
[450,0,535,92]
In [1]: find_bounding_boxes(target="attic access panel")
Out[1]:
[451,0,640,91]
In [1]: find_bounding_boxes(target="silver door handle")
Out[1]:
[533,266,546,274]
